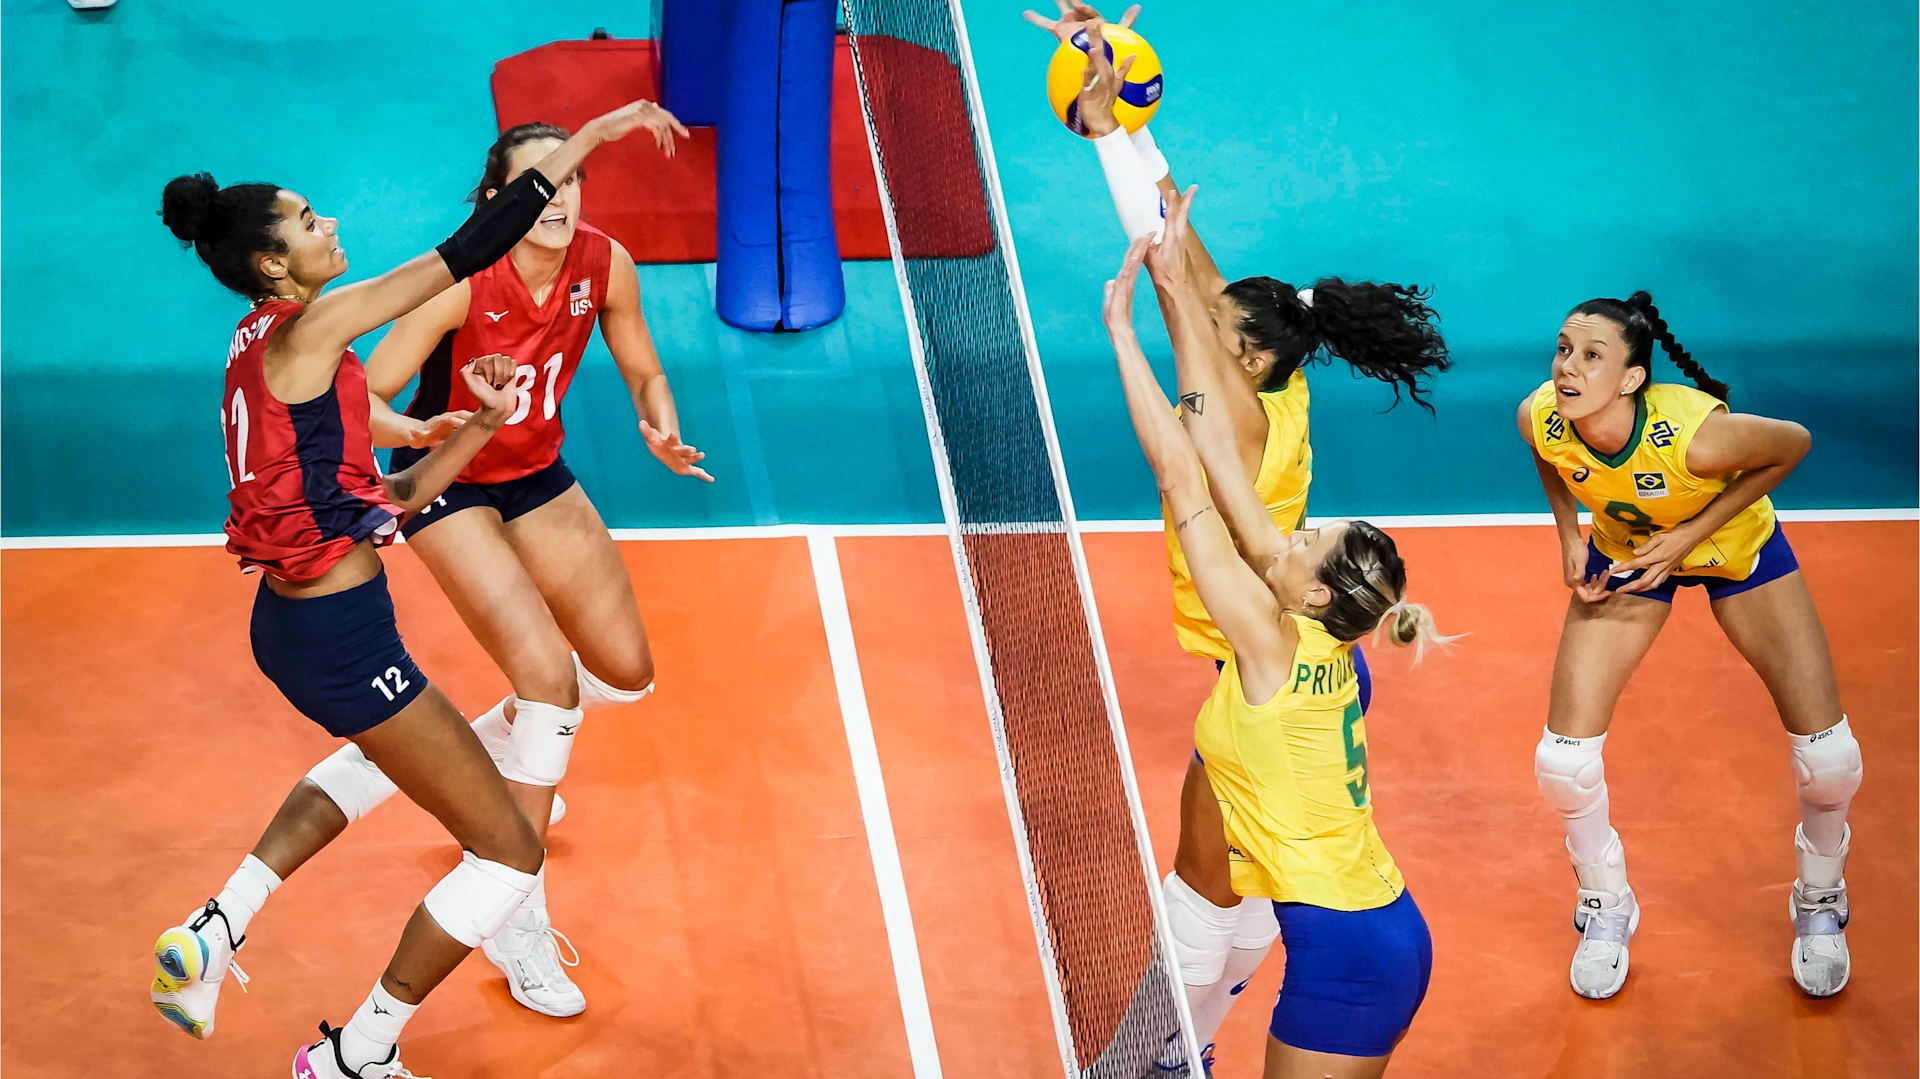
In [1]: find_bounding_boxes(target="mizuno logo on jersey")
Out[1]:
[1648,419,1677,448]
[1633,472,1668,498]
[569,279,594,318]
[484,310,508,322]
[1544,412,1567,443]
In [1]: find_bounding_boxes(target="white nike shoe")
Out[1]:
[151,900,250,1038]
[1566,833,1638,999]
[482,907,585,1017]
[291,1022,424,1078]
[1789,824,1851,997]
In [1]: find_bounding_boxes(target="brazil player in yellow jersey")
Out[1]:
[1109,193,1449,1079]
[1034,11,1452,1068]
[1519,292,1860,1000]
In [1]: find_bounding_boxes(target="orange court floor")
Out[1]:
[1,520,1913,1078]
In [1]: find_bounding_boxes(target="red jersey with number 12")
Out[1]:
[396,224,612,484]
[223,301,401,581]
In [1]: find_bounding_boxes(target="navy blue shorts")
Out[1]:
[1213,645,1371,712]
[249,571,428,737]
[1270,889,1433,1058]
[400,456,577,538]
[1586,521,1799,604]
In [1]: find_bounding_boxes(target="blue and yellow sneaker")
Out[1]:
[150,899,249,1038]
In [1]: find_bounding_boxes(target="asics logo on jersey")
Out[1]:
[1570,467,1591,483]
[1648,419,1677,448]
[485,310,509,322]
[1633,472,1668,498]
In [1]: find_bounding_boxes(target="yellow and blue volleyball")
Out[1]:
[1046,24,1163,136]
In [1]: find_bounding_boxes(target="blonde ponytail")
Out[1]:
[1373,600,1461,663]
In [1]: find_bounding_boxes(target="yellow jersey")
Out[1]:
[1193,614,1404,910]
[1163,370,1312,660]
[1529,380,1776,579]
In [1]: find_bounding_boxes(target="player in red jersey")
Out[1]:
[146,99,680,1079]
[292,120,708,1018]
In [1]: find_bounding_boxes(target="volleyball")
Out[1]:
[1046,24,1163,136]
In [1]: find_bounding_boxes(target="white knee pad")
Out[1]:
[305,742,399,822]
[1535,728,1608,817]
[1790,717,1863,809]
[1163,872,1238,986]
[1232,896,1279,952]
[496,699,584,787]
[573,652,654,710]
[421,851,538,948]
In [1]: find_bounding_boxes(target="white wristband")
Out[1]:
[1129,126,1171,183]
[1093,127,1166,242]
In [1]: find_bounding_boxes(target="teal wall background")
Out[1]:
[3,0,1914,535]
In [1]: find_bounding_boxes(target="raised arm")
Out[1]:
[601,240,712,482]
[1106,237,1287,691]
[267,99,688,397]
[1143,188,1284,569]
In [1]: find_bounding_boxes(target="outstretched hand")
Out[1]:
[640,420,715,482]
[1021,0,1139,43]
[1142,184,1197,285]
[589,99,692,157]
[1103,236,1153,336]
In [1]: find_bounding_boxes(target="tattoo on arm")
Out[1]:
[1174,506,1213,532]
[388,472,416,504]
[1179,391,1205,415]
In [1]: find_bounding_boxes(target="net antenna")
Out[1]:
[840,2,1205,1074]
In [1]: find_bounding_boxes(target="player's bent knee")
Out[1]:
[1232,896,1279,952]
[304,742,400,822]
[496,698,585,787]
[1791,717,1862,809]
[574,651,654,709]
[1164,871,1237,985]
[421,851,539,947]
[1535,727,1608,817]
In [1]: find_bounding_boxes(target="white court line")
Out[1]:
[3,507,1913,550]
[806,533,944,1079]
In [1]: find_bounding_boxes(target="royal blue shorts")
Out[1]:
[1269,889,1433,1058]
[249,571,428,737]
[1213,645,1371,712]
[399,456,577,538]
[1586,521,1799,604]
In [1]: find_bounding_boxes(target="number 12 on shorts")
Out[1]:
[370,665,412,702]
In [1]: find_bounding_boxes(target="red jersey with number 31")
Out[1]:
[394,224,612,484]
[223,301,401,581]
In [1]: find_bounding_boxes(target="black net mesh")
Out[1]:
[840,4,1190,1075]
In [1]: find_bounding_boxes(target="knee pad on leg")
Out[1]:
[1790,717,1862,809]
[305,742,399,822]
[1232,896,1278,952]
[1163,872,1237,986]
[421,852,538,947]
[573,652,654,710]
[1535,728,1608,817]
[496,699,585,787]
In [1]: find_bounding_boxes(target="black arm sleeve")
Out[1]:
[435,167,557,281]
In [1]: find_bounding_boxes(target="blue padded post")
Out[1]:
[774,0,844,330]
[715,0,780,330]
[652,0,726,126]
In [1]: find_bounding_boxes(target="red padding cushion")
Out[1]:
[490,36,991,263]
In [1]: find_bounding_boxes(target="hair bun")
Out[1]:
[160,172,221,244]
[1625,290,1655,311]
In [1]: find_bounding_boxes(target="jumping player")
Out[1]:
[147,98,675,1077]
[1520,292,1861,999]
[1112,200,1445,1078]
[1031,7,1451,1067]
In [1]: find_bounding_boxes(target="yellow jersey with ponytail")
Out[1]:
[1163,370,1312,660]
[1529,380,1776,579]
[1193,613,1404,910]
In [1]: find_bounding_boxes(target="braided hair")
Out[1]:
[1220,276,1451,411]
[1570,291,1729,403]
